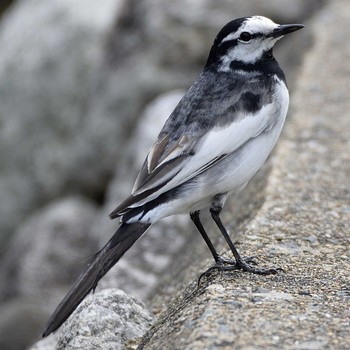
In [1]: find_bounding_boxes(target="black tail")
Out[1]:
[42,222,150,337]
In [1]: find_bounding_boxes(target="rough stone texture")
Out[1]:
[31,289,153,350]
[29,334,58,350]
[137,1,350,349]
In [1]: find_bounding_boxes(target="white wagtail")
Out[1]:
[43,16,304,336]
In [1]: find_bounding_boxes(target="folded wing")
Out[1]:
[110,72,279,219]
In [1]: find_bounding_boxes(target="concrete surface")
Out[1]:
[137,1,350,349]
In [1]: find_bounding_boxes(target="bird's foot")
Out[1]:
[198,255,283,285]
[232,257,284,275]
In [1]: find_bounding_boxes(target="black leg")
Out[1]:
[210,207,282,276]
[190,211,238,284]
[190,211,220,262]
[190,211,237,265]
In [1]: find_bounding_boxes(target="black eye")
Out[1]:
[239,32,252,42]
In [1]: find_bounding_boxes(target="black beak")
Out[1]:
[270,24,304,38]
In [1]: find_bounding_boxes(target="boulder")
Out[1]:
[0,197,98,304]
[31,289,153,350]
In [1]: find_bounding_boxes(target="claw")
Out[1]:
[232,258,284,275]
[197,262,235,286]
[197,255,284,285]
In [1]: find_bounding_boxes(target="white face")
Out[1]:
[220,16,281,68]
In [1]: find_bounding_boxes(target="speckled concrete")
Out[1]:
[137,1,350,349]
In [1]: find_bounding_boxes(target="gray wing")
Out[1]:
[110,70,277,218]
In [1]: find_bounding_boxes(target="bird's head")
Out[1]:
[205,16,304,71]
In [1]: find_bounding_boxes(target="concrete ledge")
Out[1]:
[138,1,350,349]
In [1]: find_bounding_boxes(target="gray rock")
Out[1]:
[0,297,48,350]
[0,197,95,349]
[31,289,153,350]
[0,197,98,305]
[30,334,59,350]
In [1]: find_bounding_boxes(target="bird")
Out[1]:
[42,16,304,337]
